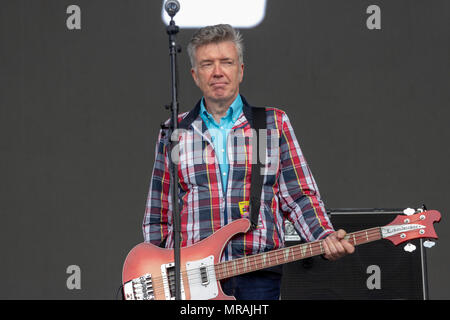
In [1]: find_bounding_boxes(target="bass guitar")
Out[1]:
[122,209,441,300]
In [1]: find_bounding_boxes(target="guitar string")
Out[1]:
[151,228,384,294]
[142,227,383,291]
[128,211,432,297]
[149,226,422,297]
[138,212,429,292]
[134,227,385,292]
[215,218,426,279]
[215,227,383,280]
[143,226,417,294]
[147,216,429,295]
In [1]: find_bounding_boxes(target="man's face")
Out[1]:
[191,41,244,106]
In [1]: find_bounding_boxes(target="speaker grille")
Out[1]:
[280,210,427,300]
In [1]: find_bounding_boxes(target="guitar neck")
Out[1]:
[214,227,382,280]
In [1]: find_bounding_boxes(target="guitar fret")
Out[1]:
[301,244,307,257]
[283,248,289,262]
[222,264,226,278]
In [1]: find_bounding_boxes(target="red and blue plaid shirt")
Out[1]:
[143,95,334,261]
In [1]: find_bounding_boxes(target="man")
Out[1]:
[143,24,354,300]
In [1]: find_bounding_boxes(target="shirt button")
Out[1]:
[221,149,225,153]
[223,172,226,176]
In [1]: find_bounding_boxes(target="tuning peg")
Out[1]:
[403,208,416,216]
[423,240,436,248]
[404,243,416,252]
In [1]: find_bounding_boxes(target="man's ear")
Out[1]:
[191,68,200,87]
[239,63,244,83]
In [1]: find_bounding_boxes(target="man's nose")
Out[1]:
[212,63,224,77]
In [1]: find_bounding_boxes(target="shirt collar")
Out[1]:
[200,94,243,124]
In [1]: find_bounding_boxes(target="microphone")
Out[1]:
[165,0,180,18]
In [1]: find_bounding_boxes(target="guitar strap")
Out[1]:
[248,106,267,230]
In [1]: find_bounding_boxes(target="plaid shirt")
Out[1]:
[143,95,334,261]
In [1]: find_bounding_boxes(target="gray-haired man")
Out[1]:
[143,24,354,300]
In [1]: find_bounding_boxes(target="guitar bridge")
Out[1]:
[123,274,154,300]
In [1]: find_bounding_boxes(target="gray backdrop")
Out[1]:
[1,0,449,299]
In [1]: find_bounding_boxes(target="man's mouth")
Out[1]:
[211,82,227,87]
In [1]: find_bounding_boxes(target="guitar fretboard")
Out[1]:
[214,227,381,280]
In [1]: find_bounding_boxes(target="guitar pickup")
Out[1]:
[199,266,209,286]
[161,262,186,300]
[186,255,218,300]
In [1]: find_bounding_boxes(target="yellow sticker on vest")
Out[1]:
[238,200,264,230]
[239,201,249,217]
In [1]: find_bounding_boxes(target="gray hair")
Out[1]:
[187,24,244,69]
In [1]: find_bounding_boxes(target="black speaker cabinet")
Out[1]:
[280,208,430,300]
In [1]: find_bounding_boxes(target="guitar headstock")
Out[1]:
[381,210,441,246]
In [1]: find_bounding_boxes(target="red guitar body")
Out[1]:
[122,218,251,300]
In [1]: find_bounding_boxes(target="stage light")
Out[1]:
[161,0,267,28]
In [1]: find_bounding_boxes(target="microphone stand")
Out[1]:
[165,16,182,300]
